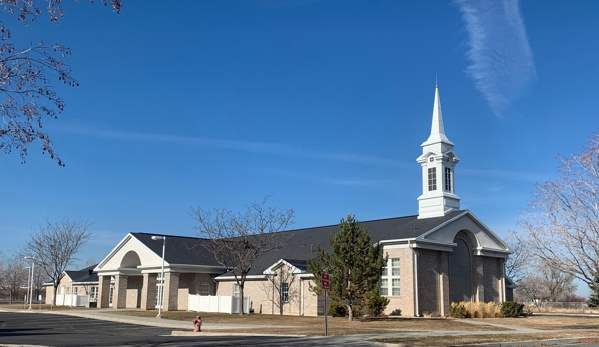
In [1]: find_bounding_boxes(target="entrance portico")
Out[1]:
[94,233,226,311]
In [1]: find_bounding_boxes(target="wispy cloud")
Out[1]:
[455,0,536,116]
[56,123,410,169]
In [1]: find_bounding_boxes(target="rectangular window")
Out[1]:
[66,287,70,294]
[281,283,289,303]
[200,284,210,296]
[428,168,437,191]
[233,284,240,298]
[380,258,400,296]
[108,285,114,305]
[91,286,98,300]
[379,278,388,296]
[74,287,78,295]
[445,167,452,192]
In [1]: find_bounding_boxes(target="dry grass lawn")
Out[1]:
[373,332,599,346]
[109,310,506,334]
[474,316,599,330]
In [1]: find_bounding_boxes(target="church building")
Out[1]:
[88,86,511,316]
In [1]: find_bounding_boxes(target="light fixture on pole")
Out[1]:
[25,266,31,307]
[24,256,35,310]
[151,235,166,318]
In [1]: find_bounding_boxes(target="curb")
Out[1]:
[170,330,307,337]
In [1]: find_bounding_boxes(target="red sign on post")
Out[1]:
[321,273,330,290]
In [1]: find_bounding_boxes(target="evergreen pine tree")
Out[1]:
[587,272,599,308]
[307,214,388,321]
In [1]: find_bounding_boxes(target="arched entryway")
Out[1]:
[449,235,472,303]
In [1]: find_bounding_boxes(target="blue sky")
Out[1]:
[2,1,598,295]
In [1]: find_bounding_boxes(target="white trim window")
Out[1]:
[380,258,400,296]
[281,283,289,303]
[200,283,210,296]
[233,284,240,298]
[90,286,98,300]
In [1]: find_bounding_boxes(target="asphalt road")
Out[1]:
[0,312,378,346]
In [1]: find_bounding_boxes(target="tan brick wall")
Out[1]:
[217,275,321,316]
[141,273,157,310]
[98,275,111,308]
[125,275,143,308]
[382,248,415,317]
[483,257,501,302]
[301,278,320,316]
[416,249,449,316]
[163,272,179,311]
[178,288,189,310]
[114,275,128,309]
[45,286,55,304]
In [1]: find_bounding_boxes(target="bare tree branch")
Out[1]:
[189,195,294,316]
[19,217,93,305]
[518,131,599,290]
[0,0,122,165]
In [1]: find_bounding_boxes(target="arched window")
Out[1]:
[449,238,472,303]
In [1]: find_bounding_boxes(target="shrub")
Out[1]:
[389,308,402,316]
[449,302,469,318]
[501,301,523,318]
[328,301,347,317]
[364,291,390,317]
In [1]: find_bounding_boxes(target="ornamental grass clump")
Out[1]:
[451,301,502,318]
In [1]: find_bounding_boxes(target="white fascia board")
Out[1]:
[263,259,303,275]
[137,264,227,274]
[95,268,140,276]
[474,247,511,258]
[378,238,454,251]
[95,234,133,271]
[466,213,511,251]
[215,275,266,282]
[417,211,470,240]
[71,281,99,285]
[376,238,416,247]
[297,273,314,279]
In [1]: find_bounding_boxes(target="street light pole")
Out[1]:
[151,236,166,318]
[25,266,31,307]
[24,256,34,310]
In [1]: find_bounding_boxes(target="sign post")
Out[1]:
[321,273,330,336]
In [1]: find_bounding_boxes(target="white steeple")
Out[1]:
[416,85,460,219]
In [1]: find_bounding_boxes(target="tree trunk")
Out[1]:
[347,304,353,321]
[239,284,245,316]
[53,283,59,306]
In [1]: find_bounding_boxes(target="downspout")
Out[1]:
[409,240,419,317]
[300,278,304,316]
[501,258,506,302]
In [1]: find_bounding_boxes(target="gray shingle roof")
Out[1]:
[218,210,466,278]
[131,232,222,267]
[65,264,99,283]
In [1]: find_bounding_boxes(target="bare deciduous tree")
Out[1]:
[20,217,93,305]
[0,254,28,303]
[518,132,599,289]
[0,0,122,165]
[190,196,294,316]
[261,262,300,315]
[504,231,529,284]
[516,259,577,302]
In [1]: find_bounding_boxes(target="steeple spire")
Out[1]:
[423,85,453,146]
[416,85,460,219]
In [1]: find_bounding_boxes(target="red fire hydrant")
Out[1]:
[192,316,202,332]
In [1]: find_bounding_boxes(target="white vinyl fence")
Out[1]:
[188,294,250,314]
[54,294,89,307]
